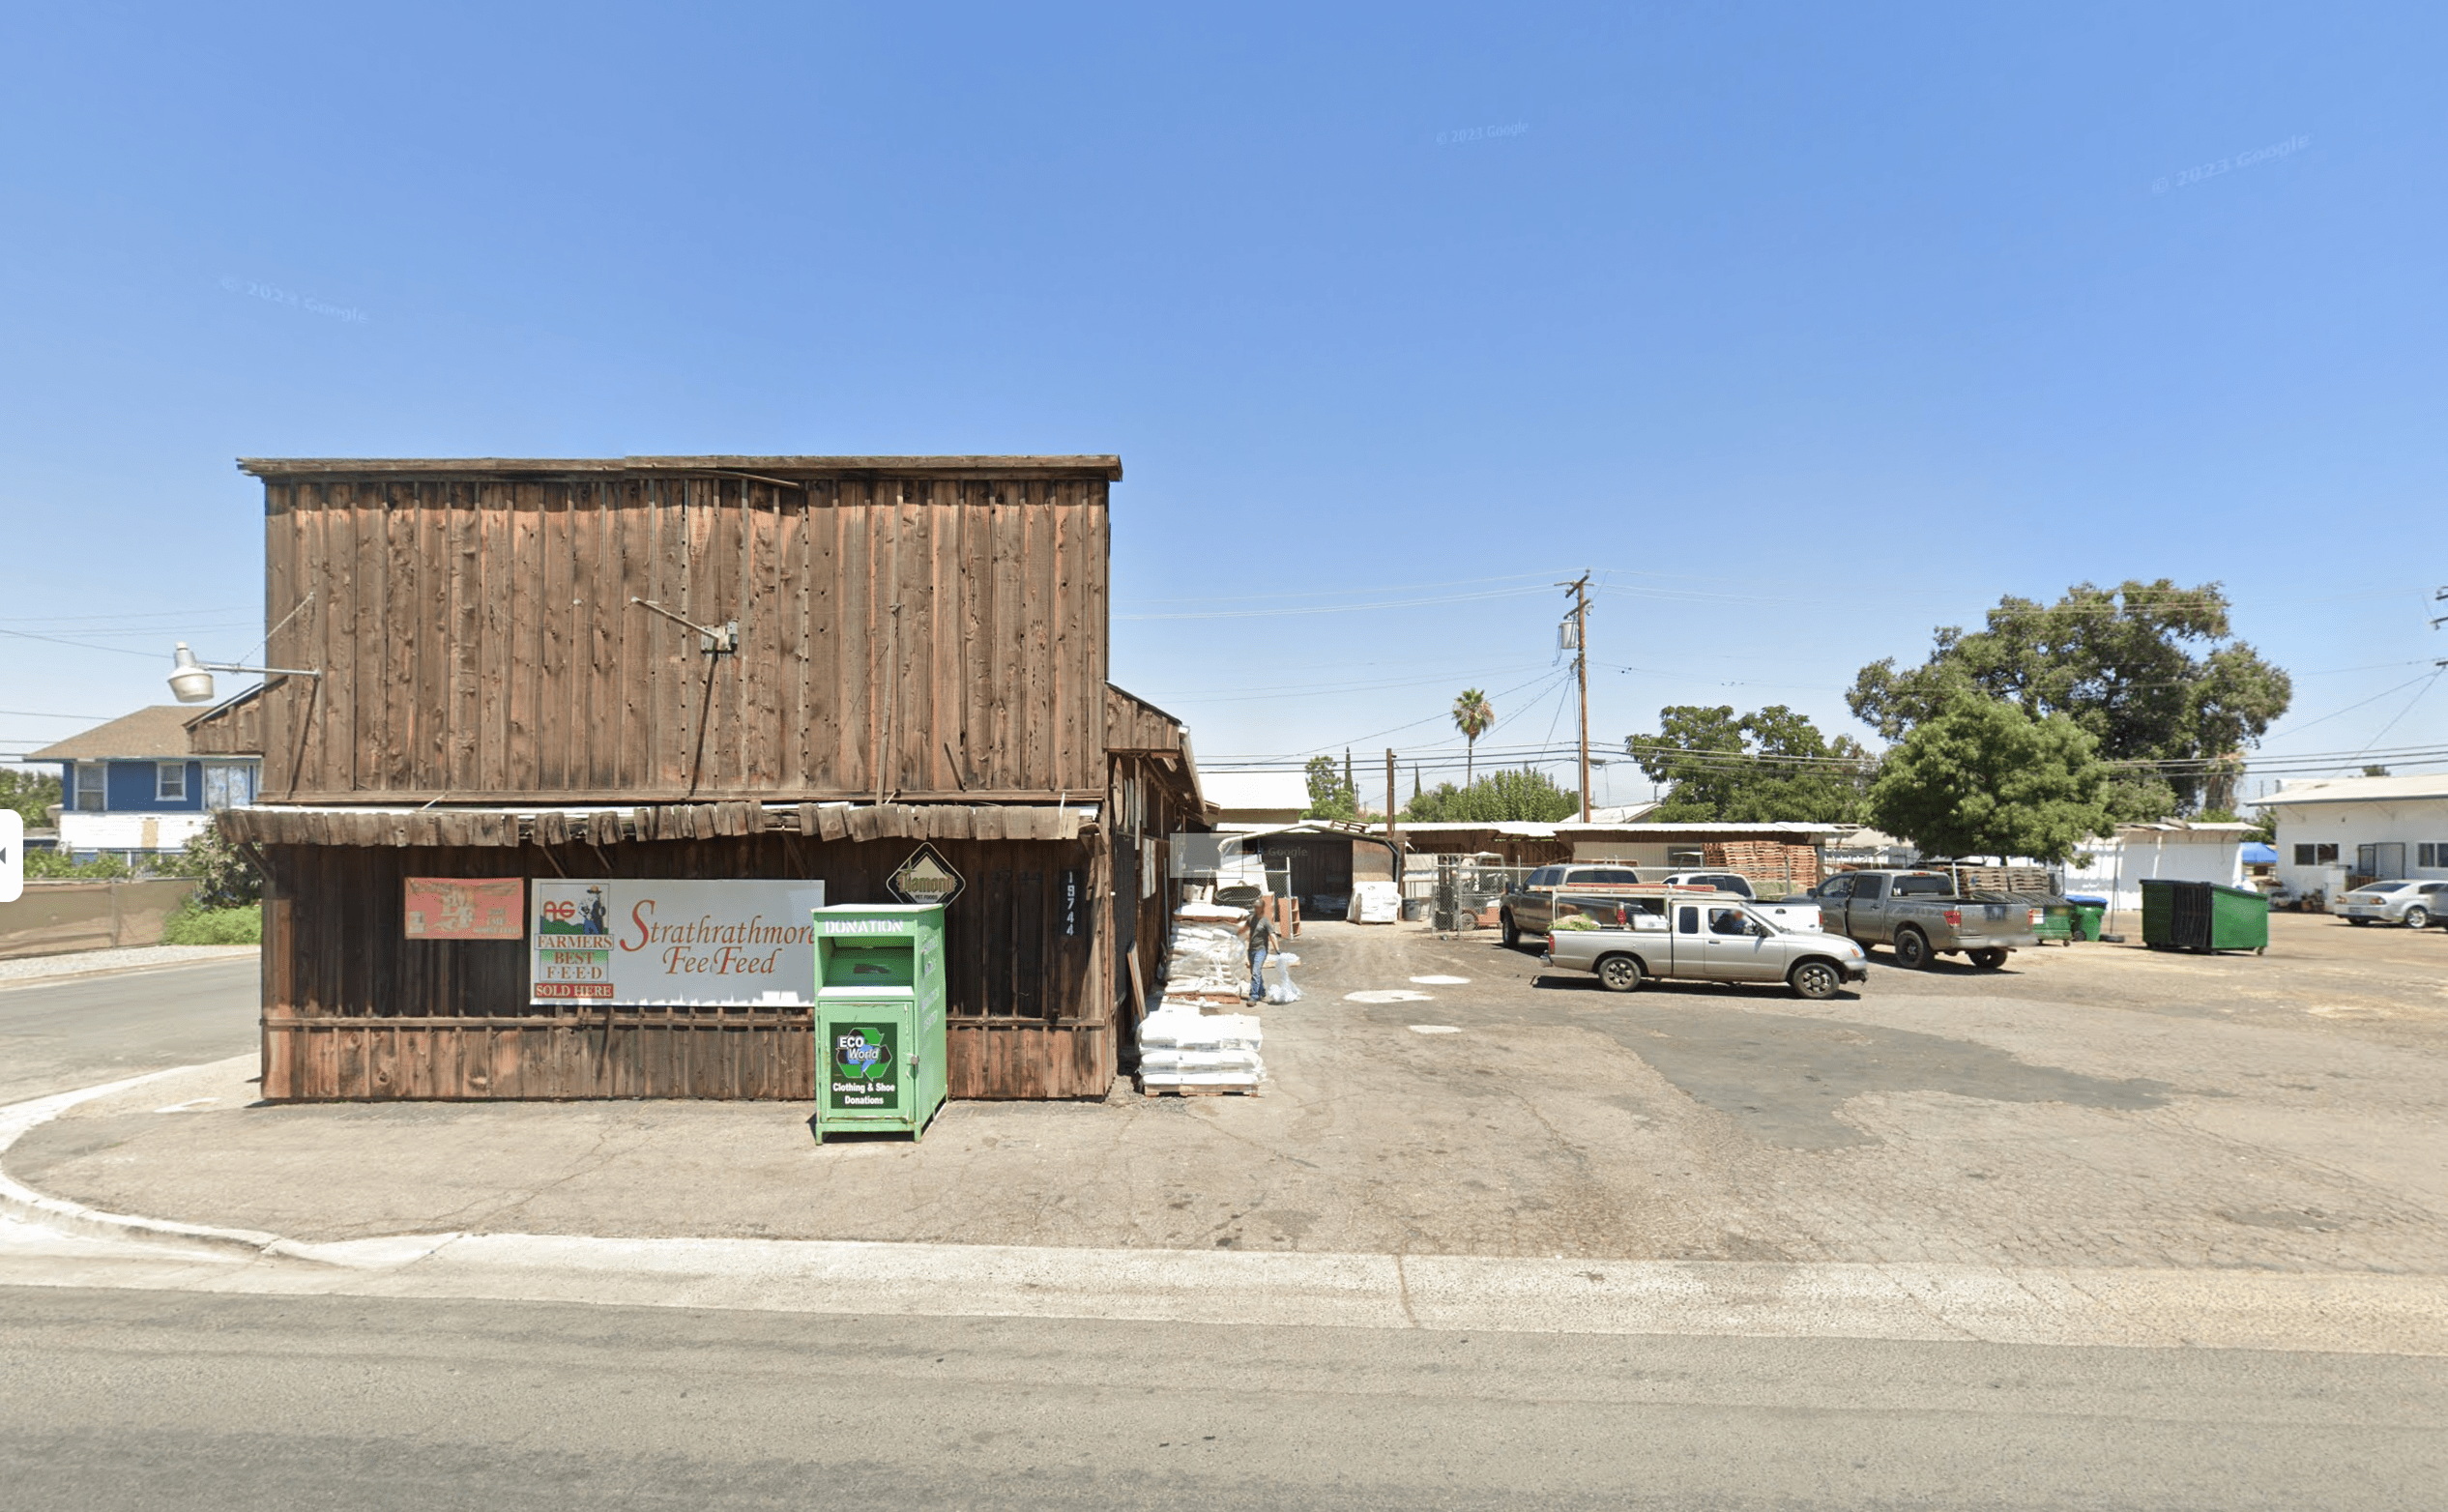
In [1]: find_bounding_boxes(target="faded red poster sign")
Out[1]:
[404,877,525,940]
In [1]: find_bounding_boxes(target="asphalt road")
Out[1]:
[0,1287,2437,1512]
[0,959,259,1104]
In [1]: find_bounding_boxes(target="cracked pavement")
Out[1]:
[9,914,2445,1269]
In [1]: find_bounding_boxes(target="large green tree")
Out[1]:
[1848,579,2290,818]
[1625,705,1872,823]
[1302,754,1359,821]
[1866,698,2110,863]
[1404,768,1580,824]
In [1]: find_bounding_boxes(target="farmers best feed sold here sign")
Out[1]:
[531,879,826,1005]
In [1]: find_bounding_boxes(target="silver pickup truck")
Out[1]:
[1806,870,2040,970]
[1538,893,1870,1000]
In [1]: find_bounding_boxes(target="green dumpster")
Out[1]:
[2065,894,2108,942]
[2021,894,2076,945]
[2139,880,2268,955]
[812,903,949,1142]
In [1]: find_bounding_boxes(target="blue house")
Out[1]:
[28,698,262,863]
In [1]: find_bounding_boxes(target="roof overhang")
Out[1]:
[238,455,1124,482]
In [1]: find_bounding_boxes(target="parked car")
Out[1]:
[1807,869,2041,969]
[1540,891,1870,1000]
[1500,864,1648,946]
[2331,879,2448,927]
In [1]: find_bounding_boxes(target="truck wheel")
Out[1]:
[1501,912,1521,947]
[1596,954,1643,993]
[1970,948,2008,970]
[1893,928,1932,970]
[1789,960,1842,1000]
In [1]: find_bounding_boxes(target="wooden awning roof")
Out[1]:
[219,800,1098,849]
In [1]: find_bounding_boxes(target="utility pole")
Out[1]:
[1560,571,1591,821]
[1385,747,1398,843]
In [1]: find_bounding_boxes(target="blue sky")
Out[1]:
[2,2,2440,804]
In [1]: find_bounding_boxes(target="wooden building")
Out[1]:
[217,455,1207,1102]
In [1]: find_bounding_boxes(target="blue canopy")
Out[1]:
[2241,841,2279,864]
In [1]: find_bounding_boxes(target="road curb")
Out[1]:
[0,1059,297,1263]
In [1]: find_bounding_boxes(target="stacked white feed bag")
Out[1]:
[1139,1008,1265,1091]
[1349,881,1402,923]
[1163,914,1252,1000]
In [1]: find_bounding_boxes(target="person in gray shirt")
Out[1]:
[1242,898,1279,1002]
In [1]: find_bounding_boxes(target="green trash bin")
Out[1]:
[2139,880,2268,954]
[811,903,949,1143]
[2066,895,2107,943]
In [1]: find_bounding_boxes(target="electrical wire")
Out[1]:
[1119,570,1572,606]
[1116,584,1556,622]
[0,625,179,660]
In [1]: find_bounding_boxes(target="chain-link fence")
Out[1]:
[1424,858,1535,932]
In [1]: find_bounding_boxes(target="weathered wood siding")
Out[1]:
[256,832,1112,1101]
[185,688,265,756]
[244,463,1112,804]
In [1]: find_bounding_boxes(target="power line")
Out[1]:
[1118,570,1572,607]
[1116,585,1555,622]
[0,625,179,660]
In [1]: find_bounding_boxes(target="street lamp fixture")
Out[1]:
[168,641,323,705]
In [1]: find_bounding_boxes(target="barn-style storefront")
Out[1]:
[219,456,1205,1101]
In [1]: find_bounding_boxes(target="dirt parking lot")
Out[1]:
[14,913,2446,1271]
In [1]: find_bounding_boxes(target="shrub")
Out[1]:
[25,849,131,879]
[159,822,264,907]
[161,904,263,946]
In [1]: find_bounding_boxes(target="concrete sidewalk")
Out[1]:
[9,920,2446,1277]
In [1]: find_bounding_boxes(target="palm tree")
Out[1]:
[1451,688,1495,784]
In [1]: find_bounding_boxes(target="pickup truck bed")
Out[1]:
[1808,870,2040,969]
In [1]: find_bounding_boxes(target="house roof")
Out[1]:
[27,706,214,761]
[2250,773,2448,808]
[1198,771,1311,813]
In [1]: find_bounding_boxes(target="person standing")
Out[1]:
[1243,896,1278,1003]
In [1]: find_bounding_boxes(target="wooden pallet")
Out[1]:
[1137,1081,1262,1097]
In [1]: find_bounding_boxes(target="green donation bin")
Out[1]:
[2139,880,2269,955]
[812,903,948,1143]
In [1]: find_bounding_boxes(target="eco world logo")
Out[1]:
[831,1024,900,1111]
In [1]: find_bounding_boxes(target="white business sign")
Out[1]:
[531,878,826,1006]
[0,810,20,905]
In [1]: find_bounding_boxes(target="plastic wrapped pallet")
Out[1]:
[1139,1048,1263,1074]
[1141,1010,1262,1051]
[1349,880,1402,924]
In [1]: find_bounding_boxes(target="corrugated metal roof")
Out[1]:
[1198,771,1311,812]
[2252,773,2448,806]
[26,706,208,761]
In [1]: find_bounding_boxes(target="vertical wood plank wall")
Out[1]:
[257,834,1112,1101]
[252,474,1111,803]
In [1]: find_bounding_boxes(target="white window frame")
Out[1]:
[156,762,188,801]
[75,762,105,812]
[201,761,255,812]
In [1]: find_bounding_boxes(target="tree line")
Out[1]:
[1625,579,2288,862]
